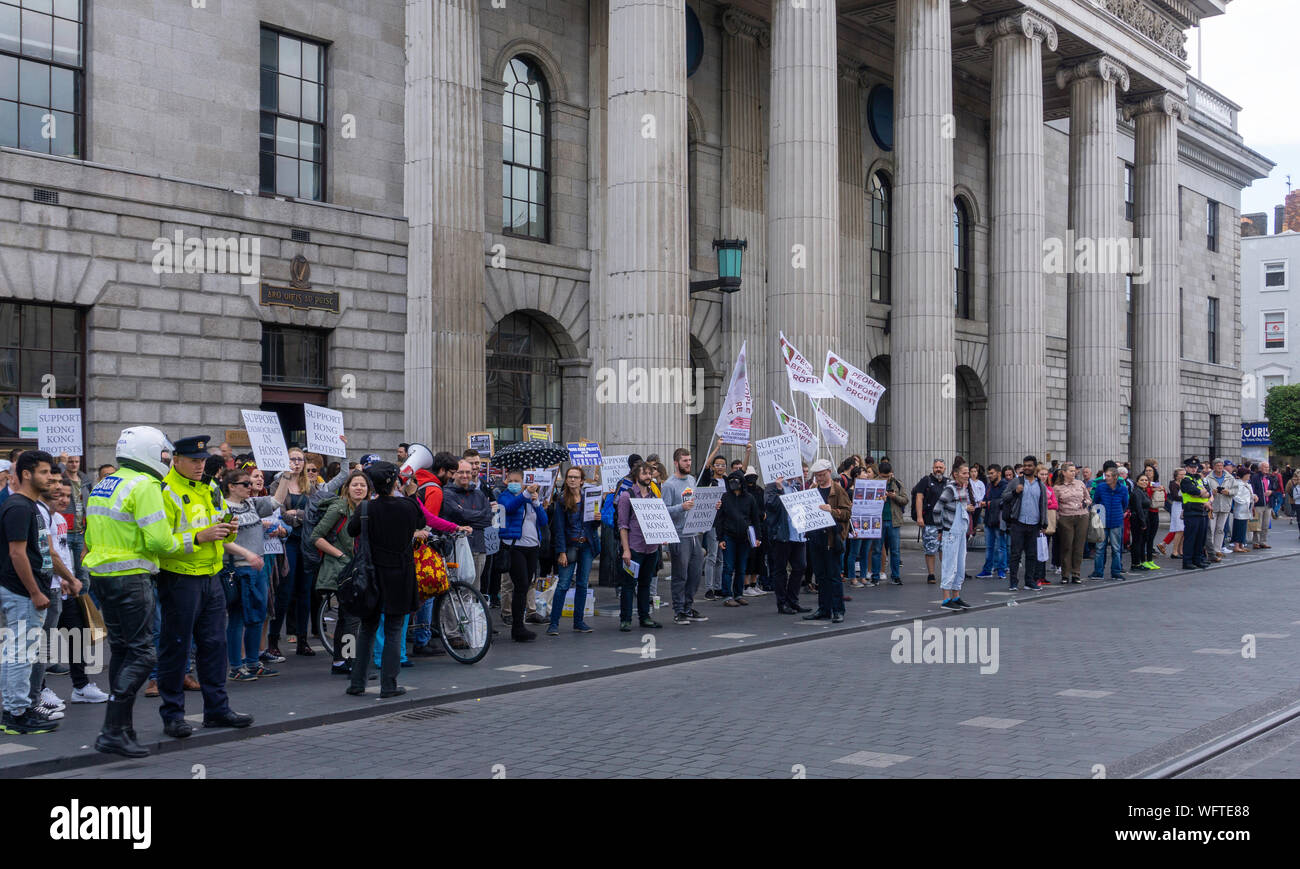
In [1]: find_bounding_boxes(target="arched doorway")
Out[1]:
[867,356,890,462]
[486,312,563,447]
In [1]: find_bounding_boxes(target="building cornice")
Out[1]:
[1086,0,1189,61]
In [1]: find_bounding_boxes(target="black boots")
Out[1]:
[95,698,150,758]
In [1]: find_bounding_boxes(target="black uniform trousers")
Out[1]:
[156,570,230,723]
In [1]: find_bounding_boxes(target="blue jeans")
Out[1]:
[412,597,435,646]
[845,538,868,578]
[226,566,263,669]
[0,588,42,715]
[374,614,409,666]
[1093,526,1123,577]
[549,544,593,629]
[720,534,751,600]
[980,526,1008,575]
[870,519,903,580]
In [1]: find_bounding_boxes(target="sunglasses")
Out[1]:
[229,481,252,488]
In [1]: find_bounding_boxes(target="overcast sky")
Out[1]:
[1185,0,1299,223]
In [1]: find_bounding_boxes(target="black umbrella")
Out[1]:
[490,440,570,472]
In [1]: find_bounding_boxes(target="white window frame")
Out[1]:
[1261,373,1287,420]
[1261,310,1288,353]
[1262,260,1289,292]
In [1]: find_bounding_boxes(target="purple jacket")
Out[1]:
[616,484,659,555]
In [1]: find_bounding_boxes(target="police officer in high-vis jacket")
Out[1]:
[156,435,252,738]
[83,426,182,758]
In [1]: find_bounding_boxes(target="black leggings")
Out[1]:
[507,544,539,634]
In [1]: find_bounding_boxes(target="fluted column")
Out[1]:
[1127,92,1187,473]
[604,0,689,458]
[719,6,769,438]
[893,0,955,488]
[766,0,840,435]
[587,0,609,448]
[837,58,871,449]
[404,0,485,446]
[1058,55,1129,467]
[977,11,1056,467]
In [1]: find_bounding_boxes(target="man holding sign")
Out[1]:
[615,461,664,632]
[800,459,851,623]
[661,448,716,626]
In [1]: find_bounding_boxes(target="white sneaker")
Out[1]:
[34,702,64,721]
[742,587,758,596]
[40,686,65,711]
[71,683,110,703]
[1221,547,1233,555]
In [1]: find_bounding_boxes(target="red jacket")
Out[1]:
[413,469,444,518]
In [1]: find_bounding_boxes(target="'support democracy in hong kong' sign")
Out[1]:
[240,409,291,471]
[303,403,346,456]
[780,488,837,535]
[37,408,82,456]
[755,433,802,485]
[680,486,723,536]
[601,455,630,493]
[629,498,680,545]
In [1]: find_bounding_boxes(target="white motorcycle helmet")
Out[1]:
[116,426,174,480]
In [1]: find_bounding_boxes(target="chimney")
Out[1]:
[1285,190,1300,233]
[1277,205,1287,234]
[1242,213,1267,237]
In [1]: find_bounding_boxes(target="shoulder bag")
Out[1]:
[337,501,382,619]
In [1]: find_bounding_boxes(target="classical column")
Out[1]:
[766,0,840,436]
[719,6,769,439]
[977,11,1056,467]
[892,0,955,488]
[404,0,485,447]
[1127,92,1187,474]
[604,0,689,458]
[587,0,609,448]
[1057,55,1129,467]
[837,58,871,449]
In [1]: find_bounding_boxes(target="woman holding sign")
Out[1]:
[547,467,599,635]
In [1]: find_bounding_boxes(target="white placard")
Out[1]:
[629,498,680,544]
[240,409,291,471]
[37,408,82,456]
[18,397,46,439]
[681,486,724,536]
[780,488,837,535]
[755,433,802,485]
[849,515,882,540]
[263,509,285,554]
[852,478,886,520]
[524,468,554,503]
[303,403,346,457]
[582,484,602,523]
[601,455,630,493]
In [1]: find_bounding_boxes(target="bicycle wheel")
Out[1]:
[435,580,492,664]
[317,591,339,658]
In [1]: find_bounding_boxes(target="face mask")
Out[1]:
[507,482,522,494]
[727,480,741,491]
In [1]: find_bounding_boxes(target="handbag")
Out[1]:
[414,542,450,600]
[1087,505,1105,543]
[78,593,107,644]
[1046,508,1058,535]
[337,502,382,619]
[219,563,239,608]
[1151,487,1166,509]
[1248,512,1261,533]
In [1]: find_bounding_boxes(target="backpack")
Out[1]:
[337,501,381,619]
[299,494,336,572]
[601,479,629,529]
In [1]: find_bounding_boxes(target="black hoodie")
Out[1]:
[716,470,761,539]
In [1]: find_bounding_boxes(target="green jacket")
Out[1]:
[83,467,180,576]
[309,496,356,591]
[158,466,231,576]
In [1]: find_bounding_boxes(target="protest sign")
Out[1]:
[18,397,45,439]
[240,410,290,471]
[772,400,818,464]
[681,486,723,536]
[713,341,752,446]
[814,402,850,447]
[629,498,680,544]
[37,408,82,456]
[849,515,882,539]
[467,432,494,456]
[303,403,346,457]
[779,332,832,398]
[582,484,602,522]
[523,468,554,503]
[601,454,630,493]
[780,488,837,534]
[823,350,886,424]
[523,423,553,442]
[567,441,602,466]
[755,433,802,485]
[852,478,886,520]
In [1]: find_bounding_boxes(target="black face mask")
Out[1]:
[727,479,742,492]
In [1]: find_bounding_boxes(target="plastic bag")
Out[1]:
[453,535,476,585]
[1036,532,1050,563]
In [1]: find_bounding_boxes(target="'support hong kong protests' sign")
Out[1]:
[240,410,291,471]
[681,486,724,535]
[303,404,346,456]
[755,433,802,485]
[780,488,837,534]
[37,408,82,456]
[629,498,680,544]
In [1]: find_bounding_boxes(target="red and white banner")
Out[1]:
[822,350,886,425]
[779,332,833,399]
[814,401,850,447]
[713,341,752,446]
[772,400,818,464]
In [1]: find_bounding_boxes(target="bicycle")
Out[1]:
[317,531,493,665]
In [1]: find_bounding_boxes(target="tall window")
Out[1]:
[261,327,327,388]
[1206,199,1218,252]
[260,27,326,201]
[502,56,548,241]
[0,302,83,443]
[1124,163,1135,222]
[486,313,562,446]
[1209,414,1220,462]
[867,357,890,461]
[1264,311,1286,351]
[1125,275,1135,350]
[0,0,83,156]
[870,173,891,303]
[1179,287,1184,357]
[1207,297,1219,364]
[953,199,970,318]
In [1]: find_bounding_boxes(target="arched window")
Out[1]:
[870,173,892,303]
[502,57,548,241]
[955,373,972,462]
[953,198,970,318]
[486,313,563,446]
[868,357,890,461]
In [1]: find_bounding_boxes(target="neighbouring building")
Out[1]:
[1241,201,1300,460]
